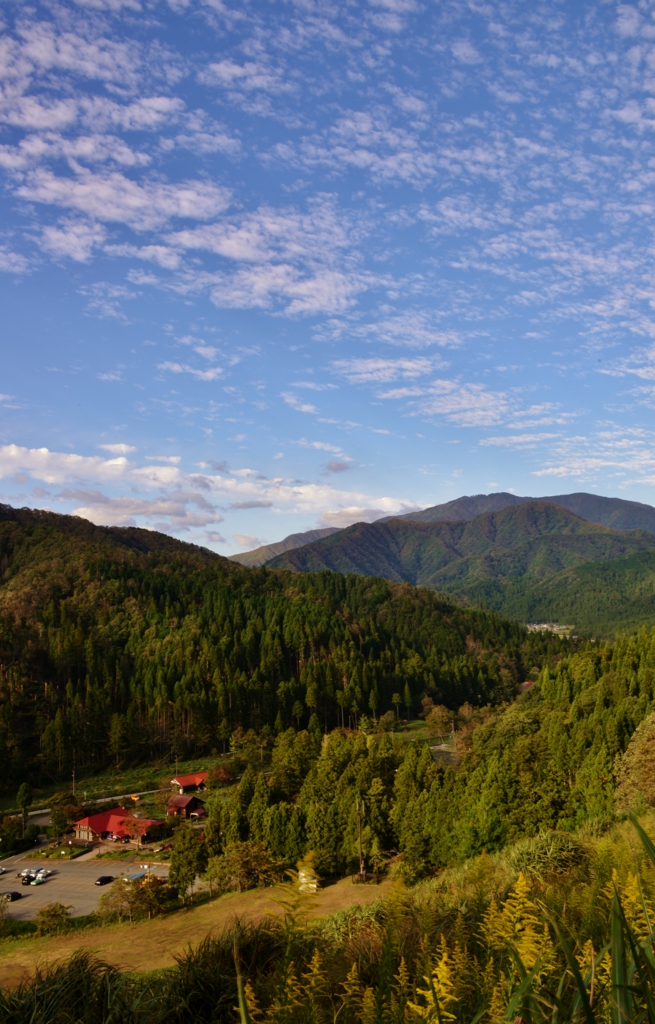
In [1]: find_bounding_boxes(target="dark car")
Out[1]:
[4,891,22,901]
[95,875,114,886]
[21,875,34,886]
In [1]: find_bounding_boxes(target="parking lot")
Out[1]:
[0,853,169,920]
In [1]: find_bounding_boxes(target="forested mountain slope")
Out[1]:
[208,627,655,877]
[268,501,655,633]
[0,504,560,788]
[227,527,340,567]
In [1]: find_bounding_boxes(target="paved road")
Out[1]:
[0,853,169,921]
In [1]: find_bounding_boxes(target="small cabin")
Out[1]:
[170,771,208,795]
[166,794,206,820]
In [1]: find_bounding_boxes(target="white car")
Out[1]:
[36,868,50,878]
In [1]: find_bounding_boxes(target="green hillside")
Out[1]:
[0,504,560,787]
[269,502,655,634]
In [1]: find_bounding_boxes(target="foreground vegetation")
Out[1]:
[4,814,655,1023]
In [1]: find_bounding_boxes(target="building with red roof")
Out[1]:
[166,794,206,819]
[73,807,163,844]
[170,771,208,794]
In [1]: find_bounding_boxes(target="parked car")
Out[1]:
[21,875,34,886]
[94,875,114,886]
[35,868,51,878]
[0,866,7,875]
[3,891,22,901]
[30,875,45,885]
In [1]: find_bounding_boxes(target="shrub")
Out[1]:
[35,902,72,935]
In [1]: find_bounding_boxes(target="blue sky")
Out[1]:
[3,0,655,553]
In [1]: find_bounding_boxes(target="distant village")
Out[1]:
[526,622,577,637]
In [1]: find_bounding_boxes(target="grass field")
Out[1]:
[0,875,393,989]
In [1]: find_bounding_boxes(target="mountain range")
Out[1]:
[259,493,655,635]
[228,491,655,568]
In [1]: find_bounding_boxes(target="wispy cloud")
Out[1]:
[158,361,224,381]
[332,356,437,383]
[379,379,510,427]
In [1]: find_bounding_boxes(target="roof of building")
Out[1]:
[170,771,208,787]
[74,807,132,833]
[167,794,199,808]
[74,807,163,836]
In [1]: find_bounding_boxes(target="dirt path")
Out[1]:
[0,876,392,989]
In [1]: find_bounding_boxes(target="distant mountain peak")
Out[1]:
[228,527,341,568]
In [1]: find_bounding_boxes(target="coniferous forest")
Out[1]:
[0,505,561,784]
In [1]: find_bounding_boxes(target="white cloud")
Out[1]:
[61,488,221,528]
[0,248,29,273]
[531,428,655,482]
[97,443,137,454]
[283,393,318,414]
[319,310,459,349]
[72,0,142,11]
[0,442,420,538]
[479,433,561,449]
[332,356,436,384]
[0,444,132,485]
[18,169,230,232]
[290,110,436,186]
[81,96,185,132]
[1,132,150,170]
[234,533,264,548]
[80,281,137,319]
[207,265,364,315]
[318,504,410,527]
[106,243,181,269]
[298,439,343,453]
[452,41,481,64]
[379,379,510,427]
[165,198,369,314]
[0,97,78,130]
[158,361,223,381]
[17,22,141,85]
[200,59,291,94]
[40,218,106,261]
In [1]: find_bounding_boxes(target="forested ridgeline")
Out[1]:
[0,505,560,786]
[267,502,655,636]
